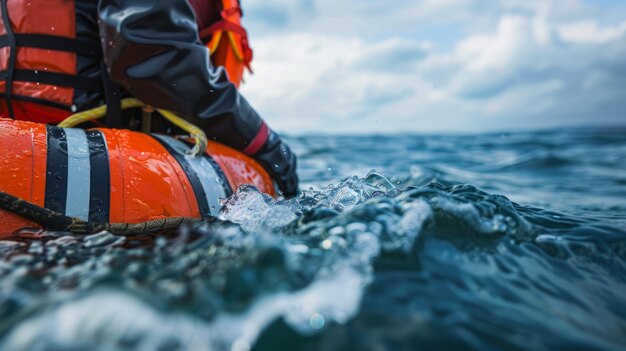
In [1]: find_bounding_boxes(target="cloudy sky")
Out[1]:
[239,0,626,134]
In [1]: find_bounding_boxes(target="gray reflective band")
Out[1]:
[192,155,228,215]
[154,135,227,216]
[64,128,91,220]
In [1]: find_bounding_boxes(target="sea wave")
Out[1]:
[1,128,625,350]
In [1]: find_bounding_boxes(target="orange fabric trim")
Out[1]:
[203,0,253,87]
[5,1,75,37]
[0,80,74,107]
[0,100,70,123]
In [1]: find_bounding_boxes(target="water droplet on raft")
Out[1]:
[71,105,77,112]
[34,70,38,74]
[51,27,55,31]
[274,164,278,168]
[310,313,325,330]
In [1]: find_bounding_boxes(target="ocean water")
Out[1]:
[0,127,625,350]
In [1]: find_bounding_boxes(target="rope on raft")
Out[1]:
[57,97,208,157]
[0,191,200,235]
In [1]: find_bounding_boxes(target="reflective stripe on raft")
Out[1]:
[153,135,227,217]
[64,128,91,220]
[180,139,233,198]
[44,126,111,222]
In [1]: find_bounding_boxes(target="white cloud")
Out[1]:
[557,20,626,43]
[241,0,626,134]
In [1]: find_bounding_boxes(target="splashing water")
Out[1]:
[0,128,625,350]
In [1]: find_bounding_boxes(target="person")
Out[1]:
[0,0,299,197]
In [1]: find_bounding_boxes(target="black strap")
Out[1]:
[86,130,111,223]
[0,69,103,92]
[100,61,123,128]
[0,34,102,58]
[1,0,16,118]
[44,125,69,214]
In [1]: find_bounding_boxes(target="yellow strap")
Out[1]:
[208,29,244,62]
[208,30,223,54]
[226,31,245,62]
[156,109,207,156]
[57,98,144,128]
[57,98,208,157]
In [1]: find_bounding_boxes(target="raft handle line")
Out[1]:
[0,191,200,235]
[57,98,208,157]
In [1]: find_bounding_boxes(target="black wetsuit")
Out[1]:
[99,0,298,197]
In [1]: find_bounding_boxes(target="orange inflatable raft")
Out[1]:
[0,0,259,235]
[0,119,274,235]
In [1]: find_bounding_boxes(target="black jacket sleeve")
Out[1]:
[97,0,298,197]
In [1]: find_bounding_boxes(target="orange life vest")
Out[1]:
[0,0,253,122]
[0,0,102,123]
